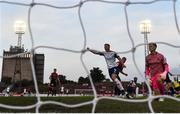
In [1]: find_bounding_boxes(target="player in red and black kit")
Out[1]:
[49,68,59,95]
[114,57,128,96]
[117,57,128,76]
[49,68,59,87]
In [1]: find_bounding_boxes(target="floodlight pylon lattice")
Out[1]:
[12,21,26,90]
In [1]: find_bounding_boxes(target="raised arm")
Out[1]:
[87,47,103,55]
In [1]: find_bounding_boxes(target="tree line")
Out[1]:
[59,67,107,84]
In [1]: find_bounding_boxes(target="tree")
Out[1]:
[78,76,90,84]
[1,77,12,84]
[59,75,77,84]
[59,75,67,84]
[77,67,105,84]
[90,67,105,83]
[78,76,85,84]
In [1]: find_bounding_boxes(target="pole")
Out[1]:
[17,33,22,48]
[144,32,149,77]
[144,32,149,60]
[140,20,151,95]
[143,32,148,95]
[13,33,23,92]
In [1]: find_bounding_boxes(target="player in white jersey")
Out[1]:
[87,43,126,95]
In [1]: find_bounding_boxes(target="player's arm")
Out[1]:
[145,66,150,77]
[145,59,152,85]
[145,66,152,85]
[145,57,150,78]
[163,63,169,73]
[163,57,169,73]
[117,56,126,68]
[87,47,103,55]
[49,74,52,80]
[160,63,169,80]
[119,70,128,76]
[160,56,169,80]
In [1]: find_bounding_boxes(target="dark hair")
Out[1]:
[122,57,126,60]
[134,77,137,80]
[104,43,110,47]
[149,42,157,48]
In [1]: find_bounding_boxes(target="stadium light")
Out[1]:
[140,19,151,57]
[140,19,151,80]
[14,20,26,47]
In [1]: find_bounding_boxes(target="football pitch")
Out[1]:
[0,96,179,113]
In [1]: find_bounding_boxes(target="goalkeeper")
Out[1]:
[146,42,169,101]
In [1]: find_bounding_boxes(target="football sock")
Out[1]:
[114,78,124,90]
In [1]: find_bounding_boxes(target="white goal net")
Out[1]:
[0,0,180,113]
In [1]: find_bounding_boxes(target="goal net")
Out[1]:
[0,0,180,113]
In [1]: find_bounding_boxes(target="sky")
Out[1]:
[0,0,180,83]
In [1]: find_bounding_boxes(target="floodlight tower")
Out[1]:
[140,19,151,57]
[14,20,26,48]
[13,20,26,83]
[140,19,151,80]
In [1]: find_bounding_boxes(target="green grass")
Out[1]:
[0,96,179,113]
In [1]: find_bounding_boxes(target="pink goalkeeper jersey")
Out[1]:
[145,52,167,76]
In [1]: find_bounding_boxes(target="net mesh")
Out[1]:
[0,0,180,113]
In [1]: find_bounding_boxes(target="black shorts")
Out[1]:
[108,67,119,80]
[50,79,57,87]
